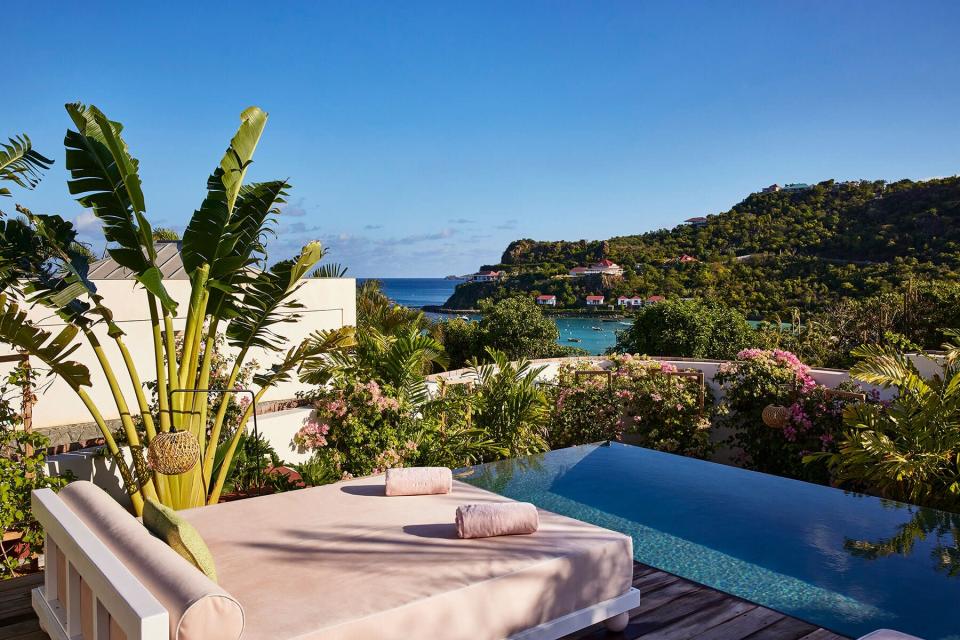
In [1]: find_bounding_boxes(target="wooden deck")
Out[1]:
[0,562,849,640]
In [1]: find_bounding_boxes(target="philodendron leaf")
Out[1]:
[220,107,268,215]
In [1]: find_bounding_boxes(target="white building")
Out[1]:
[0,242,357,430]
[569,260,624,277]
[470,270,502,282]
[585,295,605,306]
[536,295,557,306]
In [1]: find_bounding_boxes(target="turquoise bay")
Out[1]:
[362,278,627,355]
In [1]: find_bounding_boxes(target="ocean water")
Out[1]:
[362,278,627,355]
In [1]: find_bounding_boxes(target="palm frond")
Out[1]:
[226,242,325,353]
[0,135,53,196]
[255,326,357,390]
[311,263,348,278]
[0,294,90,388]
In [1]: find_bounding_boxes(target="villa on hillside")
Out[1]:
[762,183,781,193]
[569,259,624,277]
[585,295,605,306]
[783,182,811,192]
[536,294,557,306]
[470,270,502,282]
[664,254,699,265]
[617,295,645,307]
[684,216,707,227]
[646,295,666,304]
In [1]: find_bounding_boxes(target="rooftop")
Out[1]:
[87,241,188,280]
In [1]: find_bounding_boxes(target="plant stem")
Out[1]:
[148,295,171,432]
[208,386,267,505]
[76,388,145,515]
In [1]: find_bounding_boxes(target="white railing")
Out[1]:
[31,489,168,640]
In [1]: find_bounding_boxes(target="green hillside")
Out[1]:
[443,177,960,317]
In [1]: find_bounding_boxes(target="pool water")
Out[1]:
[458,443,959,640]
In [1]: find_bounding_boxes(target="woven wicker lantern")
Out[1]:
[761,404,790,429]
[148,428,200,475]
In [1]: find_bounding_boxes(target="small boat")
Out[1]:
[567,338,582,343]
[457,315,470,321]
[618,321,632,326]
[592,326,603,331]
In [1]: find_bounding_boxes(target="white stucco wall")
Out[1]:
[1,277,355,429]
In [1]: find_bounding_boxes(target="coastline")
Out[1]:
[422,304,630,319]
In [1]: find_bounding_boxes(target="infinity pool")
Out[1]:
[458,443,958,640]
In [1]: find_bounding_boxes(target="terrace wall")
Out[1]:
[0,277,356,431]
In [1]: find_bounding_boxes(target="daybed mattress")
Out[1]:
[181,475,633,640]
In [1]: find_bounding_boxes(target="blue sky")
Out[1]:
[6,1,960,277]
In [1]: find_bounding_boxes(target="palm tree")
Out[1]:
[818,331,960,509]
[0,105,355,512]
[466,349,550,458]
[299,279,447,403]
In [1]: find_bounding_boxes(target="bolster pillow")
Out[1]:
[58,482,245,640]
[385,467,453,496]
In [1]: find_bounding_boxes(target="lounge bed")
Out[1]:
[31,475,640,640]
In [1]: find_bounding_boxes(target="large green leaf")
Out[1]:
[0,294,91,388]
[220,107,267,215]
[225,241,325,353]
[22,211,122,336]
[184,180,288,318]
[63,103,176,312]
[0,135,53,196]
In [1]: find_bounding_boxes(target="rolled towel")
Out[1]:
[385,467,452,496]
[456,502,540,539]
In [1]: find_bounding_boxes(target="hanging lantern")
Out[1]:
[761,404,789,429]
[148,428,200,475]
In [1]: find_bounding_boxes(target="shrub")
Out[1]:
[613,299,755,359]
[548,355,714,458]
[294,379,418,478]
[476,296,561,361]
[1,369,70,579]
[812,335,960,510]
[715,349,858,482]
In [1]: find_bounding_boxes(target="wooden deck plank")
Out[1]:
[690,606,789,640]
[0,562,851,640]
[636,596,757,640]
[744,615,821,640]
[0,618,44,640]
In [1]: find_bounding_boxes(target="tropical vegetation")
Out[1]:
[436,295,585,369]
[443,178,960,325]
[547,355,713,457]
[715,349,862,483]
[0,105,355,513]
[813,334,960,510]
[0,366,70,578]
[613,299,756,359]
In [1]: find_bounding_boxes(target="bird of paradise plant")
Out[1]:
[0,104,355,513]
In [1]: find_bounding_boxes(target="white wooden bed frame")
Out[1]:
[31,487,640,640]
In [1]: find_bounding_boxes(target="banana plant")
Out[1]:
[0,104,355,512]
